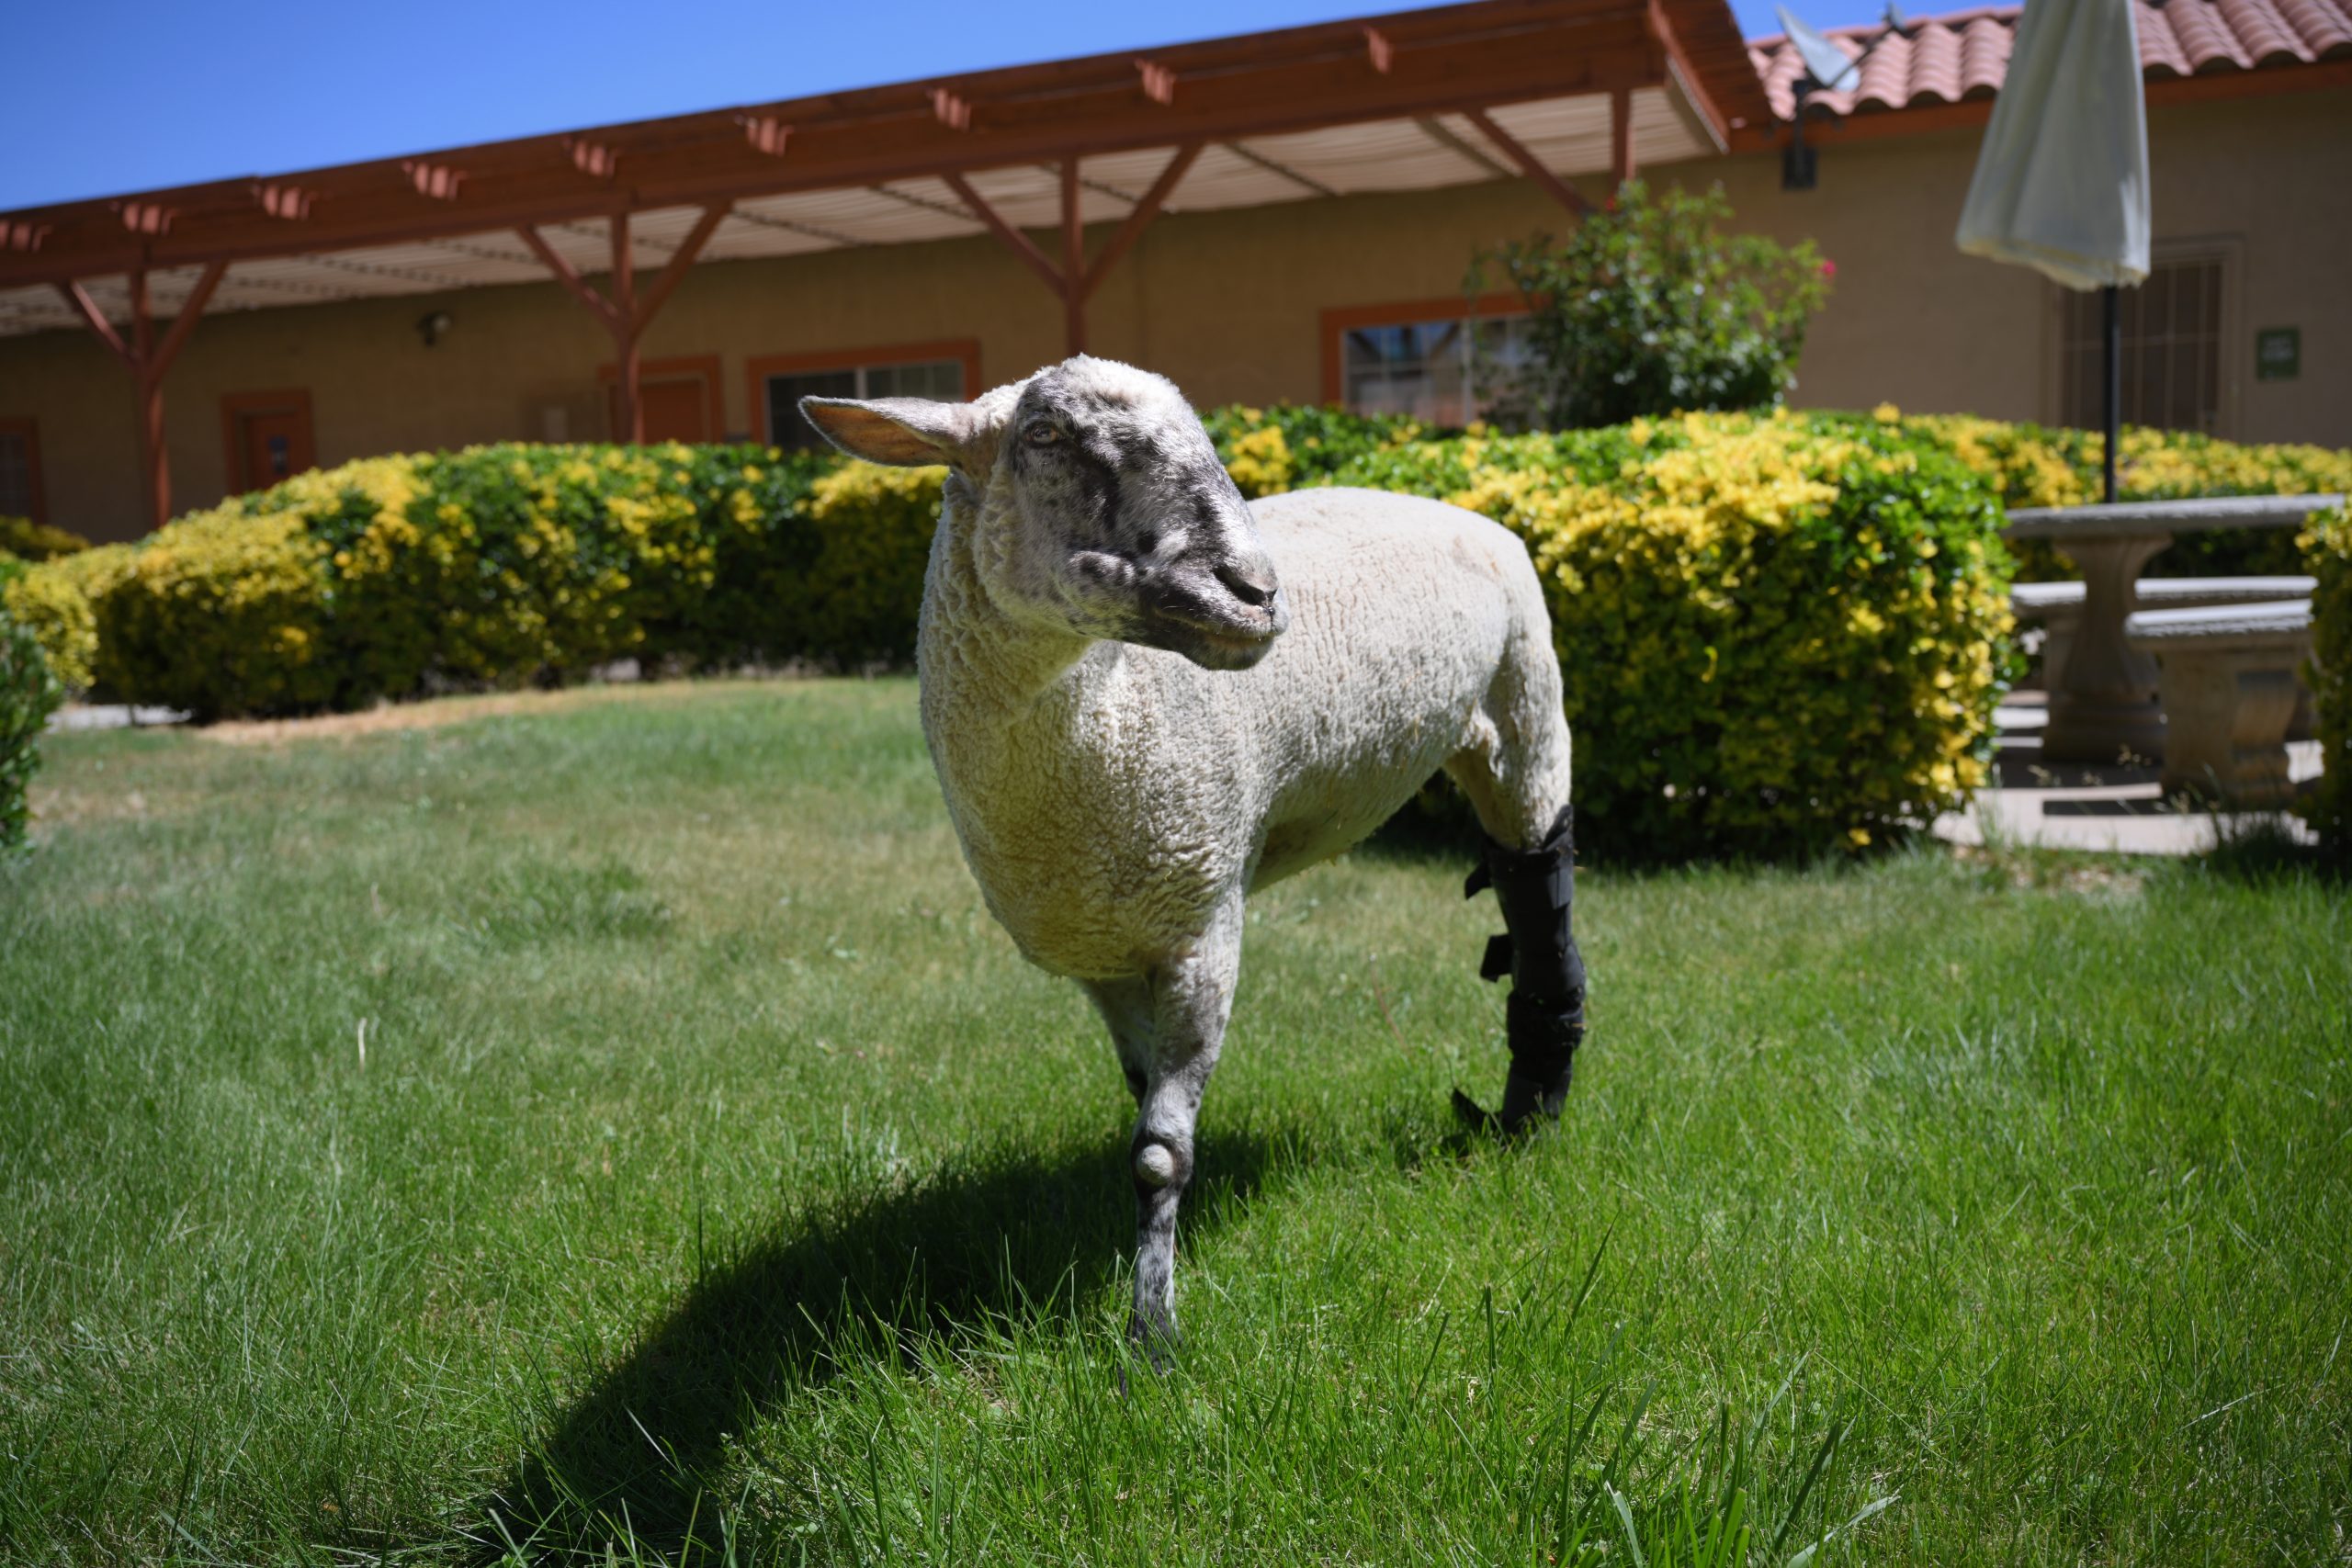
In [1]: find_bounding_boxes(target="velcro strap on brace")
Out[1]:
[1507,992,1584,1085]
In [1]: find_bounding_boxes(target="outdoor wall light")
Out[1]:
[415,310,454,347]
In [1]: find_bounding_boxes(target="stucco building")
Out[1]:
[1,0,2346,543]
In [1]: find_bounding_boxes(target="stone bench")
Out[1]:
[2013,575,2317,737]
[2122,600,2313,806]
[2003,494,2340,763]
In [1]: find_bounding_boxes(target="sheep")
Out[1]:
[801,355,1589,1351]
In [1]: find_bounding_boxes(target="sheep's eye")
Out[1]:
[1024,423,1060,447]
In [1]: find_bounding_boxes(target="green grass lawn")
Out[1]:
[2,677,2346,1565]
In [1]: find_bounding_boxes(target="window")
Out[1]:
[0,418,41,522]
[1323,299,1536,426]
[752,345,976,452]
[2059,255,2225,435]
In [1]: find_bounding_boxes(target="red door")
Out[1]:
[224,392,317,495]
[613,377,710,444]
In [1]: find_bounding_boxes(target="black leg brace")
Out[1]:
[1458,804,1587,1132]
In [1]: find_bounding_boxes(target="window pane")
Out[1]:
[767,370,857,452]
[1341,313,1527,424]
[865,359,964,400]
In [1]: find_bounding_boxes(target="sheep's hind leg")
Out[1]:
[1084,976,1156,1105]
[1454,804,1586,1134]
[1443,656,1585,1135]
[1125,901,1242,1361]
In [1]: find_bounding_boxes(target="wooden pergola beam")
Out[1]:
[1463,107,1592,219]
[519,206,730,441]
[0,3,1696,290]
[55,259,227,529]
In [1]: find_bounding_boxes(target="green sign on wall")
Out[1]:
[2255,327,2301,381]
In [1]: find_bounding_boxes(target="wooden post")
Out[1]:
[128,270,170,531]
[1610,86,1635,189]
[1061,160,1086,355]
[611,213,641,443]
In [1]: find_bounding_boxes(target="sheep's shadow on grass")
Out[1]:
[467,1126,1281,1563]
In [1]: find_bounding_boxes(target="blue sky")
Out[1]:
[0,0,1882,209]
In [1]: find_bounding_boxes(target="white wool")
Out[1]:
[920,481,1573,981]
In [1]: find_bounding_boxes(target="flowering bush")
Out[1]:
[1475,182,1831,429]
[1337,412,2017,856]
[1,605,62,852]
[2302,503,2352,855]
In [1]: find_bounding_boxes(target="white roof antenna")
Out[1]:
[1775,5,1862,188]
[1777,5,1863,91]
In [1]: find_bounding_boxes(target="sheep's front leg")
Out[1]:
[1127,900,1243,1357]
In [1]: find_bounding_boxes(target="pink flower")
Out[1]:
[1821,259,1838,278]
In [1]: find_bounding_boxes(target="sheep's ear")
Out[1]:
[798,396,980,468]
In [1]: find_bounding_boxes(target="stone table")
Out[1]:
[2004,493,2341,764]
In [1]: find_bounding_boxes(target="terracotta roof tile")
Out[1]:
[1751,0,2352,120]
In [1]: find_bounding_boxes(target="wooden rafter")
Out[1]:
[1462,107,1591,218]
[941,173,1066,296]
[1080,142,1202,300]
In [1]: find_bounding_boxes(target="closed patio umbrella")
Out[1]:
[1955,0,2150,501]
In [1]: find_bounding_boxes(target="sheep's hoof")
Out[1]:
[1451,1083,1559,1139]
[1123,1313,1181,1381]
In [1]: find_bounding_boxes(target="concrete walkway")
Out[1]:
[1932,691,2323,855]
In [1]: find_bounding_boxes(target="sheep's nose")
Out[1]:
[1216,558,1279,608]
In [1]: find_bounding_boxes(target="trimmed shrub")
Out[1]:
[95,510,334,720]
[51,443,932,719]
[1334,411,2018,857]
[2303,504,2352,855]
[1,607,64,852]
[0,516,93,563]
[1,542,134,695]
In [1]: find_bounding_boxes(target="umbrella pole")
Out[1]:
[2102,283,2120,504]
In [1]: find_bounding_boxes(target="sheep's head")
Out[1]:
[800,356,1288,671]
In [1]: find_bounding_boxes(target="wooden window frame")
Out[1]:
[745,339,983,445]
[1320,293,1530,408]
[595,353,724,442]
[220,389,318,495]
[0,416,46,524]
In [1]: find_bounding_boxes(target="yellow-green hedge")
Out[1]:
[1332,411,2016,855]
[2304,504,2351,854]
[0,515,94,564]
[1871,410,2352,580]
[16,444,943,721]
[2,542,134,694]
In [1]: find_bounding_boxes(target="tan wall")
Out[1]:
[4,85,2344,544]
